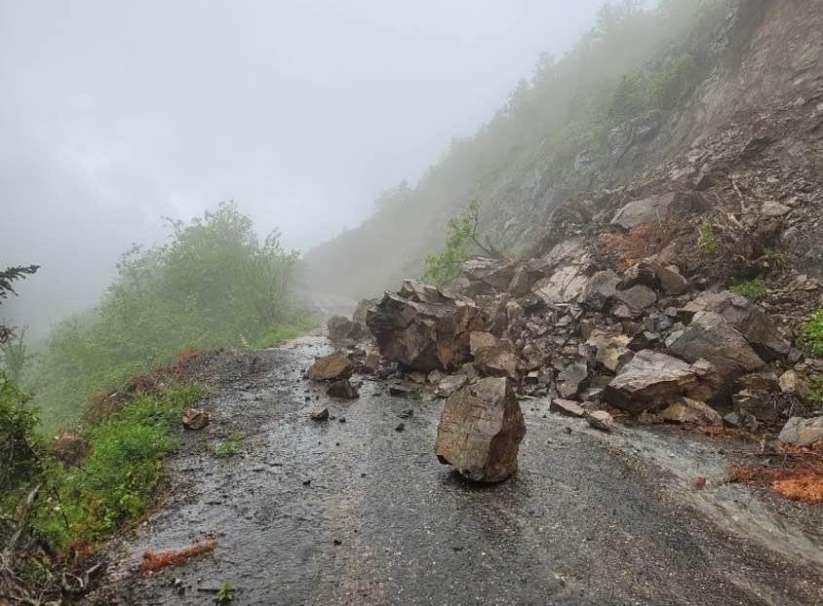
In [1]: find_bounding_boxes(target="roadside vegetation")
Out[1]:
[0,205,314,600]
[26,202,313,434]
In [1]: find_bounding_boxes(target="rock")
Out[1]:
[327,379,359,400]
[610,191,706,230]
[732,372,784,424]
[779,370,811,399]
[586,410,615,432]
[667,311,765,381]
[52,432,89,466]
[619,261,689,296]
[308,351,354,381]
[618,263,659,290]
[366,280,485,371]
[613,285,657,319]
[678,291,789,360]
[651,263,689,296]
[352,299,374,327]
[507,266,531,297]
[182,408,210,430]
[532,264,591,305]
[778,416,823,447]
[660,399,722,426]
[473,342,519,379]
[557,361,589,399]
[462,257,517,293]
[310,407,330,421]
[550,398,585,417]
[435,374,469,398]
[327,315,368,344]
[581,270,620,311]
[469,331,498,355]
[435,377,526,483]
[761,201,791,217]
[604,350,699,413]
[527,237,590,278]
[586,330,633,373]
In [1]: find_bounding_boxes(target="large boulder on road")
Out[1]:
[435,377,526,483]
[308,351,353,381]
[366,280,486,372]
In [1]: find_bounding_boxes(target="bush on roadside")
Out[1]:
[31,202,309,433]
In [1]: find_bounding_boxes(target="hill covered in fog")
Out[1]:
[303,0,821,298]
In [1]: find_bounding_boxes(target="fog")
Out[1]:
[1,0,610,336]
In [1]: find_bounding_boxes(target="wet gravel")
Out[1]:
[90,337,823,606]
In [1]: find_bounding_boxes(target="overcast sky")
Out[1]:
[1,0,610,334]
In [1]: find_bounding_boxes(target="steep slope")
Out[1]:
[304,0,823,299]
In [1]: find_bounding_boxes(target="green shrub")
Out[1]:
[697,222,718,255]
[730,278,768,302]
[803,308,823,358]
[0,372,41,506]
[31,203,308,433]
[423,200,499,288]
[34,384,203,547]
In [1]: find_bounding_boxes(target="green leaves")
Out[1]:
[423,200,484,288]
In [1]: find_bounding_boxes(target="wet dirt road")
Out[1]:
[93,337,823,605]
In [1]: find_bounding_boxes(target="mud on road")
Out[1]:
[89,337,823,606]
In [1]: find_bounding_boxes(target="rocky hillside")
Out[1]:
[304,0,823,299]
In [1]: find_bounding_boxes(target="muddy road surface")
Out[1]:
[90,337,823,606]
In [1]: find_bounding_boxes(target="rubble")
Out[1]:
[435,377,526,483]
[473,341,519,379]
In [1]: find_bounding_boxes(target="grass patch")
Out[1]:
[730,278,768,302]
[212,432,243,459]
[803,308,823,358]
[33,384,204,549]
[697,222,718,255]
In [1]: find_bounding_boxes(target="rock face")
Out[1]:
[778,416,823,447]
[308,351,353,381]
[435,377,526,483]
[667,311,765,381]
[604,350,700,413]
[366,280,485,371]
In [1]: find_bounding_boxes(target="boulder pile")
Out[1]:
[316,190,823,466]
